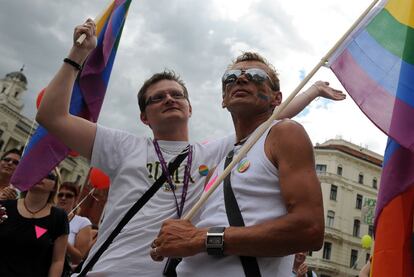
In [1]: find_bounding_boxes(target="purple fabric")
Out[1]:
[11,0,131,190]
[375,139,414,223]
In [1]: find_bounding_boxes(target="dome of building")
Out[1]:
[5,70,27,85]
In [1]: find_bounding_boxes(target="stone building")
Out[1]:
[0,68,90,186]
[308,139,382,276]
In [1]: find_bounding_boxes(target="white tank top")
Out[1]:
[178,121,294,277]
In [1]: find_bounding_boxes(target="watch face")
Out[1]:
[207,236,222,245]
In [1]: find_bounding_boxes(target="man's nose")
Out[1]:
[235,73,249,84]
[164,93,176,103]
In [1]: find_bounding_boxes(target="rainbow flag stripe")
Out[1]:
[11,0,132,190]
[330,0,414,152]
[328,0,414,275]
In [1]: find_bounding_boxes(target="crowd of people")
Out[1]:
[0,153,97,276]
[0,18,350,276]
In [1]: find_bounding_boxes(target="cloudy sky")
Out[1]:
[0,0,387,155]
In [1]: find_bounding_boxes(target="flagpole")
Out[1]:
[183,0,382,221]
[76,0,114,45]
[69,187,96,216]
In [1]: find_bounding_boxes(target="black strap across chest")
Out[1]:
[223,150,262,277]
[78,150,189,276]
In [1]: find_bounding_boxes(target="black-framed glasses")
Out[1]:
[46,173,57,181]
[1,157,19,166]
[145,90,186,107]
[222,68,276,89]
[57,192,75,199]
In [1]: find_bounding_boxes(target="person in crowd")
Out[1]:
[152,52,325,276]
[57,182,92,266]
[36,19,342,276]
[292,252,317,277]
[0,148,21,200]
[0,170,68,277]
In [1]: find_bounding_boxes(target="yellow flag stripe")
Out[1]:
[386,0,414,28]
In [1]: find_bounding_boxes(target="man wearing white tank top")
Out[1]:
[153,52,325,277]
[37,19,340,276]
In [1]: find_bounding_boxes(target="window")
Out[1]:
[337,165,343,176]
[350,249,358,268]
[323,242,332,260]
[356,194,363,209]
[330,185,338,201]
[353,219,361,237]
[358,173,364,184]
[327,210,335,227]
[372,178,378,189]
[316,164,327,172]
[368,225,374,237]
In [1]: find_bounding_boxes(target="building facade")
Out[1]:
[308,139,382,277]
[0,69,90,186]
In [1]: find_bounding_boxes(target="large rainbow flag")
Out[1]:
[327,0,414,275]
[11,0,132,191]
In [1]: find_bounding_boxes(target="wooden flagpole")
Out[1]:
[184,0,381,220]
[69,187,96,216]
[76,0,115,45]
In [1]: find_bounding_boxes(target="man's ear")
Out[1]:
[188,103,193,117]
[140,112,149,126]
[270,91,282,109]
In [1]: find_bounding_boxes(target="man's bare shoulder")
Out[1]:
[269,119,307,140]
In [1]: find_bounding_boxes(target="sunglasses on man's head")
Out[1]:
[222,68,275,89]
[57,192,75,199]
[46,173,57,181]
[145,90,186,107]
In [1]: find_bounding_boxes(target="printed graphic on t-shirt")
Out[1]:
[34,225,48,239]
[146,162,195,191]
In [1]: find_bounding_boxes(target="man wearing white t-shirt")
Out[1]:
[153,52,325,276]
[37,19,339,276]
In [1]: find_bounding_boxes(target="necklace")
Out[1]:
[23,198,49,216]
[234,135,250,146]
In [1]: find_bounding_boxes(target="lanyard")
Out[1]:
[153,140,193,218]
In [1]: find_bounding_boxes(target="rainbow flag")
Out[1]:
[327,0,414,275]
[11,0,132,191]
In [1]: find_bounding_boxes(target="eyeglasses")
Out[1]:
[46,173,57,181]
[145,90,187,107]
[1,157,19,166]
[222,68,276,89]
[57,192,75,199]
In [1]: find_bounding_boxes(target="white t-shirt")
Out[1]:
[77,125,234,277]
[68,215,92,245]
[178,121,294,277]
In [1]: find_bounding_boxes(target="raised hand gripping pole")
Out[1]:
[76,0,115,45]
[183,0,381,221]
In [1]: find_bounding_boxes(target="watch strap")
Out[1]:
[206,227,225,256]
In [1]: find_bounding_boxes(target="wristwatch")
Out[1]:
[206,227,225,256]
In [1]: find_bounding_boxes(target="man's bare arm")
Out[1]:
[36,19,97,160]
[278,81,345,119]
[153,120,324,258]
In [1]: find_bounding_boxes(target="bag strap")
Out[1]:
[78,150,190,276]
[223,150,262,277]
